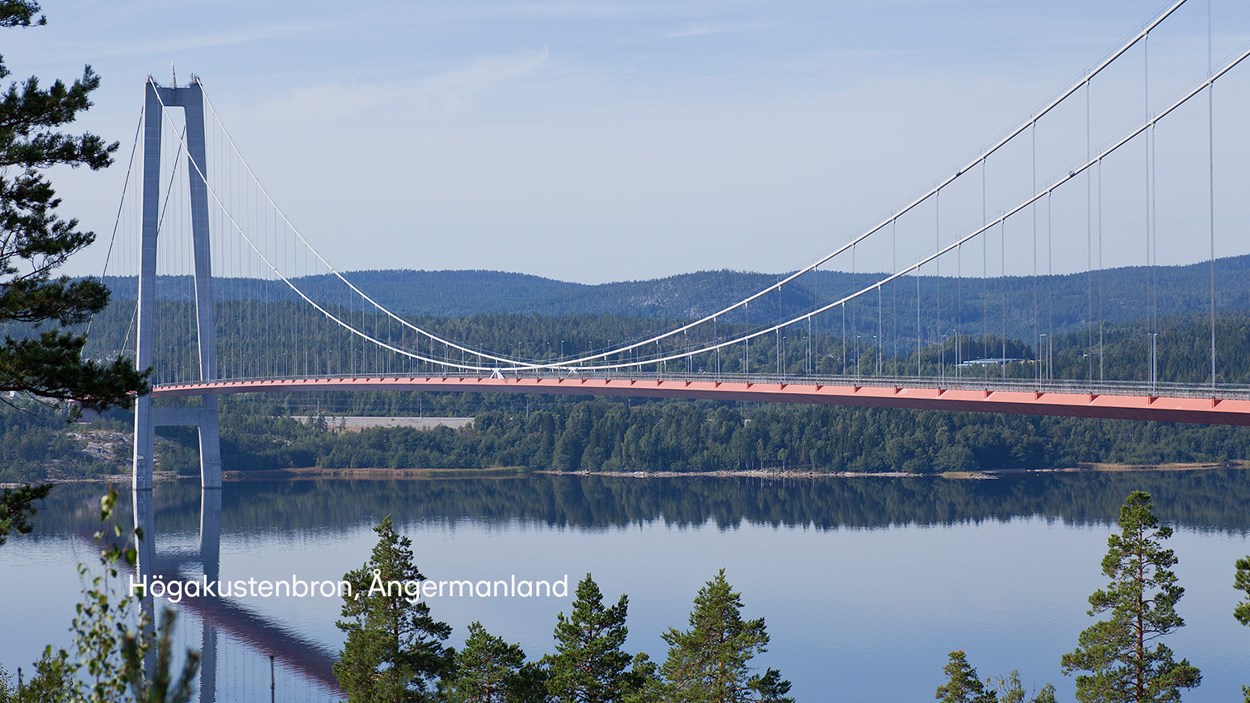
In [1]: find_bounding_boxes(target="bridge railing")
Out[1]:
[153,370,1250,402]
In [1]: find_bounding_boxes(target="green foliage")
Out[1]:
[0,0,147,410]
[444,621,537,703]
[0,0,43,27]
[1235,556,1250,627]
[39,302,1250,480]
[660,570,792,703]
[0,401,131,482]
[0,486,199,702]
[28,469,1250,543]
[986,670,1055,703]
[68,488,145,701]
[1061,491,1201,703]
[934,651,996,703]
[0,13,153,693]
[335,515,452,702]
[0,648,74,702]
[121,609,200,703]
[0,481,50,545]
[509,663,550,703]
[992,672,1025,703]
[70,488,199,702]
[544,573,636,703]
[620,654,664,703]
[97,254,1250,332]
[1236,556,1250,703]
[129,394,1250,478]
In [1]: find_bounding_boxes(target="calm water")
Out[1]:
[2,471,1249,702]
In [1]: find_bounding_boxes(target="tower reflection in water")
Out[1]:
[131,488,337,702]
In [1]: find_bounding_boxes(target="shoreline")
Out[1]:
[536,460,1250,480]
[6,460,1247,488]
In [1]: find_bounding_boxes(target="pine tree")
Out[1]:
[0,483,49,546]
[1235,556,1250,703]
[621,653,664,703]
[660,569,793,703]
[444,621,531,703]
[988,671,1056,703]
[935,651,996,703]
[545,573,634,703]
[335,516,452,703]
[1061,491,1201,703]
[0,0,146,409]
[0,0,147,548]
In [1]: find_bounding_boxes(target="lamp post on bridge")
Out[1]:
[855,335,861,382]
[954,333,961,379]
[1149,332,1158,393]
[1047,333,1053,383]
[1040,333,1049,385]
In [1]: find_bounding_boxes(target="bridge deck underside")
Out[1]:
[152,377,1250,427]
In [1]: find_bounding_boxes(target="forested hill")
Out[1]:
[100,254,1250,335]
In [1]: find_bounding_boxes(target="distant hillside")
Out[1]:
[100,255,1250,337]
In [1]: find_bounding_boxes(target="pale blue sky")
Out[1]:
[11,0,1250,282]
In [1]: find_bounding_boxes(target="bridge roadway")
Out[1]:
[152,372,1250,426]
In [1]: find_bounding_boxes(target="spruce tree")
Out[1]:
[660,569,793,703]
[335,516,452,703]
[1235,556,1250,703]
[935,651,996,703]
[1061,491,1200,703]
[545,573,634,703]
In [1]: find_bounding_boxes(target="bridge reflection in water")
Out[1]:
[131,489,340,701]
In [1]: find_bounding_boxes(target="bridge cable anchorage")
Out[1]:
[189,3,1195,375]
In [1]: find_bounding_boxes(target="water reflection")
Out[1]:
[130,487,339,700]
[19,469,1250,701]
[199,489,219,703]
[49,470,1250,539]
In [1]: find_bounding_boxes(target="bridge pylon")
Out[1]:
[133,76,222,491]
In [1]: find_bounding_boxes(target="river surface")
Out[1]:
[2,470,1248,702]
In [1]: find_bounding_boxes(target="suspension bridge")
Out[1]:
[84,0,1250,492]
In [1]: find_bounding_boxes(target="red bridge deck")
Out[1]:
[152,375,1250,426]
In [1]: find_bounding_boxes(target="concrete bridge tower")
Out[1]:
[133,76,222,490]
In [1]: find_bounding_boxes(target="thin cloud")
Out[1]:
[432,2,637,21]
[70,21,340,61]
[235,48,554,127]
[420,48,552,94]
[668,21,731,39]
